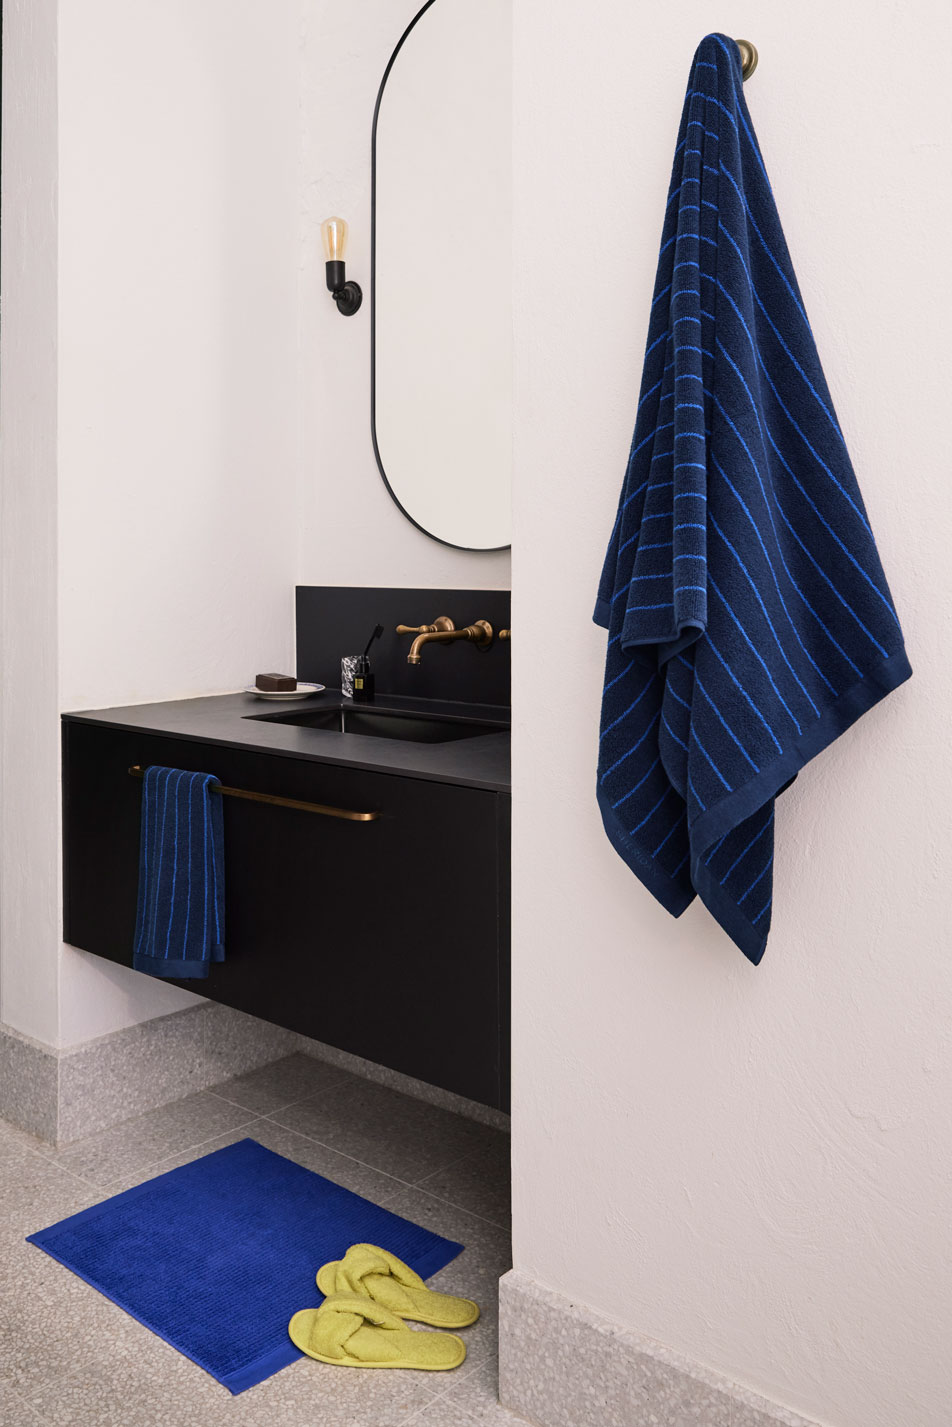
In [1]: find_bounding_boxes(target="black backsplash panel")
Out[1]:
[296,587,511,707]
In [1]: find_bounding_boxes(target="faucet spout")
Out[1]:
[396,617,494,666]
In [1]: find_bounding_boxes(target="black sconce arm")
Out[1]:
[325,260,362,317]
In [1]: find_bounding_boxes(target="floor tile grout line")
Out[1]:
[424,1349,498,1408]
[256,1115,429,1185]
[36,1110,501,1228]
[404,1184,511,1234]
[253,1114,511,1230]
[204,1065,356,1119]
[252,1117,425,1197]
[7,1380,50,1424]
[8,1110,509,1231]
[91,1113,268,1193]
[6,1135,107,1194]
[204,1051,511,1135]
[380,1174,511,1233]
[416,1143,502,1189]
[415,1145,512,1222]
[406,1382,484,1425]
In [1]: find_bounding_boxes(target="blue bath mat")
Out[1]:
[26,1138,462,1394]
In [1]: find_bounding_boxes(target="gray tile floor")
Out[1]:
[0,1054,528,1425]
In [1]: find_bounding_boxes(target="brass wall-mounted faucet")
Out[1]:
[395,617,494,666]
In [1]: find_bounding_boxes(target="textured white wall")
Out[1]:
[510,4,951,1427]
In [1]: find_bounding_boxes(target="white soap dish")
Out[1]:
[243,682,326,701]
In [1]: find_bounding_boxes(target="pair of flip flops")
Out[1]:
[288,1243,479,1371]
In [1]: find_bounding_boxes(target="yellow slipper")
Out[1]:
[288,1292,465,1370]
[316,1243,479,1329]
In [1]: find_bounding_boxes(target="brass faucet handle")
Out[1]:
[395,617,455,636]
[466,620,494,648]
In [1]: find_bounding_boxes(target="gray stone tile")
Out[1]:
[420,1355,526,1424]
[425,1352,517,1424]
[203,1003,298,1083]
[382,1186,513,1272]
[99,1123,266,1193]
[411,1402,507,1425]
[417,1133,510,1229]
[57,1006,206,1144]
[0,1382,44,1426]
[42,1091,257,1187]
[0,1140,94,1232]
[218,1353,443,1427]
[26,1333,443,1427]
[292,1035,511,1133]
[0,1036,514,1427]
[271,1076,503,1186]
[102,1116,409,1204]
[208,1051,354,1116]
[241,1118,410,1202]
[0,1229,147,1394]
[23,1331,237,1427]
[0,1026,58,1143]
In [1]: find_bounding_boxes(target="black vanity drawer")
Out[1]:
[63,721,509,1109]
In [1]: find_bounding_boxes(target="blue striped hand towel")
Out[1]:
[594,33,911,964]
[133,766,225,979]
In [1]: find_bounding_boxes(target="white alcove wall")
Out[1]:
[510,4,952,1427]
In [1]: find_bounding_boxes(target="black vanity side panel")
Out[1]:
[63,720,510,1109]
[496,792,511,1115]
[296,586,511,706]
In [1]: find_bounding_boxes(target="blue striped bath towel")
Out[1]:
[594,33,911,964]
[133,766,225,978]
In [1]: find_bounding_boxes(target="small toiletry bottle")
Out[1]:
[352,655,375,703]
[341,655,359,697]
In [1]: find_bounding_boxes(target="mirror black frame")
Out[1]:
[370,0,511,553]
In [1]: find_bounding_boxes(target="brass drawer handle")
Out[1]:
[128,766,379,822]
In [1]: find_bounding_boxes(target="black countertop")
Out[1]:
[62,689,511,794]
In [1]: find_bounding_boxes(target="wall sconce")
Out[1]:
[321,216,362,316]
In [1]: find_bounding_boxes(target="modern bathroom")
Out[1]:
[0,3,947,1426]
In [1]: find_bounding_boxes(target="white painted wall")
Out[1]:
[3,0,305,1045]
[511,5,951,1427]
[0,0,61,1045]
[297,0,511,588]
[2,0,510,1049]
[57,0,301,713]
[53,0,304,1044]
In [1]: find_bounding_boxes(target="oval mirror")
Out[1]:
[372,0,512,551]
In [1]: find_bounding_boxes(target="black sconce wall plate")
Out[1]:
[326,260,363,316]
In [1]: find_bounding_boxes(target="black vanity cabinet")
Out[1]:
[62,720,510,1111]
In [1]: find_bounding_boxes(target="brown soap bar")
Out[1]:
[256,672,297,691]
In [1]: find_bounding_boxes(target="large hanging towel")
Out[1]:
[594,33,911,964]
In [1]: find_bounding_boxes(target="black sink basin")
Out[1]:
[247,705,508,745]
